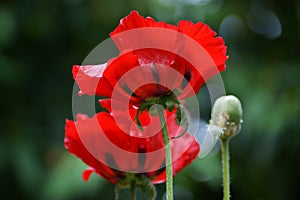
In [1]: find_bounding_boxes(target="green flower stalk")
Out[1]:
[149,104,174,200]
[210,95,243,200]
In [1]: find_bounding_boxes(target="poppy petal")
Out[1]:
[65,111,200,184]
[82,167,95,182]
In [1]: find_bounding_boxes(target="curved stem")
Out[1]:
[114,185,120,200]
[159,113,173,200]
[130,180,136,200]
[221,138,230,200]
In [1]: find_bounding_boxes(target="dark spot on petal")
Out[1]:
[122,84,138,97]
[181,69,191,88]
[138,146,146,170]
[184,69,192,82]
[105,152,119,170]
[149,63,160,83]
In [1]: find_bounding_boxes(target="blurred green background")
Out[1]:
[1,0,300,199]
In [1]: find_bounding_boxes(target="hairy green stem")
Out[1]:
[221,138,230,200]
[130,180,136,200]
[159,113,173,200]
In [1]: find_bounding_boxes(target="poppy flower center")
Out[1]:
[134,88,189,132]
[132,83,171,100]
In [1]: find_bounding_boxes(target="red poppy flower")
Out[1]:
[64,107,200,184]
[73,11,227,106]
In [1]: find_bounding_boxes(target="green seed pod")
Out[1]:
[210,95,243,139]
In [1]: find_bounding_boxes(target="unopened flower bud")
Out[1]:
[210,95,243,139]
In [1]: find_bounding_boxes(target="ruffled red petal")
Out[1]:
[74,11,227,101]
[108,11,227,95]
[64,111,200,184]
[64,115,123,184]
[72,63,113,97]
[82,167,95,182]
[177,20,227,69]
[111,12,227,71]
[73,52,140,98]
[177,20,228,92]
[110,10,176,37]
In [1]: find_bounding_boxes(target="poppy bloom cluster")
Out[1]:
[65,11,227,185]
[65,106,200,183]
[72,11,227,107]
